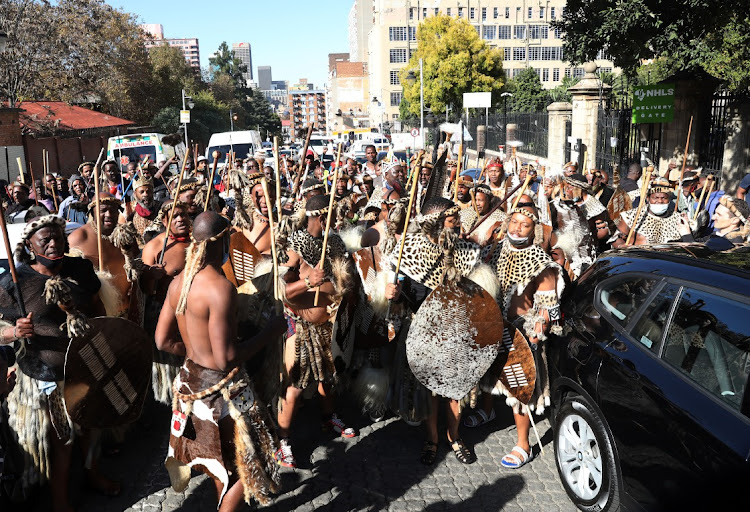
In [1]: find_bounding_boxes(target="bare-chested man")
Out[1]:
[155,212,284,511]
[68,193,138,318]
[360,188,401,248]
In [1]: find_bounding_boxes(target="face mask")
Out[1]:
[649,203,669,216]
[506,233,529,247]
[33,252,64,269]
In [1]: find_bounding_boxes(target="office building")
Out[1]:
[327,56,370,136]
[141,24,201,71]
[289,89,327,135]
[232,42,253,85]
[348,1,616,125]
[258,66,272,91]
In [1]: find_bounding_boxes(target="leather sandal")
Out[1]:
[420,440,438,465]
[463,408,496,428]
[450,438,476,464]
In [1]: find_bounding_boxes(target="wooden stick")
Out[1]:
[333,142,343,194]
[678,116,694,189]
[511,174,534,211]
[292,125,314,197]
[313,164,339,307]
[625,169,652,246]
[159,146,191,264]
[692,179,709,222]
[203,151,220,212]
[92,157,104,272]
[29,163,38,207]
[483,174,534,262]
[261,177,280,300]
[454,138,464,203]
[273,137,281,210]
[16,157,24,183]
[695,178,716,221]
[0,199,25,312]
[466,180,525,236]
[582,150,588,175]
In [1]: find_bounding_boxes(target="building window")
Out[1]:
[505,7,510,18]
[528,7,533,19]
[512,68,524,78]
[534,68,541,78]
[423,7,427,18]
[390,70,400,85]
[482,7,487,21]
[389,48,407,63]
[409,7,414,20]
[389,27,407,41]
[493,7,498,19]
[458,7,464,18]
[553,68,560,81]
[574,67,585,78]
[434,8,438,16]
[513,47,526,61]
[447,7,451,16]
[599,67,613,75]
[503,47,512,60]
[514,25,526,39]
[483,25,496,40]
[470,7,475,19]
[498,26,511,39]
[551,7,556,19]
[542,68,550,82]
[409,27,416,41]
[565,67,571,78]
[474,25,481,36]
[528,25,549,39]
[554,27,563,39]
[540,7,545,19]
[390,92,402,106]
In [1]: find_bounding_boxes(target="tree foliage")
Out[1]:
[209,42,247,89]
[552,0,750,91]
[401,15,504,117]
[504,68,547,113]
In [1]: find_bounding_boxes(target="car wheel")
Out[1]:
[554,395,621,512]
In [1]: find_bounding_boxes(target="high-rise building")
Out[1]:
[258,66,272,91]
[141,24,201,71]
[232,42,253,84]
[289,89,326,135]
[327,59,370,136]
[348,1,617,125]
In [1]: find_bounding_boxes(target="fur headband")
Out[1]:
[509,207,539,224]
[14,215,66,263]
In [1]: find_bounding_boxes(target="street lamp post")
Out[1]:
[405,57,424,148]
[181,89,195,151]
[501,92,513,147]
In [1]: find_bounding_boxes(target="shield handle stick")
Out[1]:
[203,151,220,212]
[386,153,423,320]
[313,163,339,307]
[624,168,652,246]
[677,116,694,192]
[91,148,109,272]
[292,125,314,198]
[159,146,191,265]
[260,177,280,301]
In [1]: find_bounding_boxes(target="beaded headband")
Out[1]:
[509,207,539,224]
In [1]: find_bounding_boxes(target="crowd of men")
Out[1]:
[0,139,748,511]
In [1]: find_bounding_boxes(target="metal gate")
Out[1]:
[702,89,733,172]
[596,96,661,174]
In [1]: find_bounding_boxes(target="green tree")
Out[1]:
[505,68,547,112]
[546,76,580,104]
[401,15,504,117]
[148,44,200,115]
[552,0,749,91]
[209,42,247,88]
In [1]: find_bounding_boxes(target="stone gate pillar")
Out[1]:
[547,102,572,168]
[568,62,611,171]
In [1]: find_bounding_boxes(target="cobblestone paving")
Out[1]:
[35,397,578,511]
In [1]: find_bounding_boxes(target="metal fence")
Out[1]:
[467,112,548,158]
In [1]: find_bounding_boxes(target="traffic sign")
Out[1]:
[410,128,420,137]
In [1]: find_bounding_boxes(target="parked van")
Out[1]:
[107,133,184,173]
[348,134,391,159]
[308,134,335,156]
[206,130,262,166]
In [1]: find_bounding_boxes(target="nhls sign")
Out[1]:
[632,83,675,124]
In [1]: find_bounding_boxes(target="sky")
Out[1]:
[107,0,354,88]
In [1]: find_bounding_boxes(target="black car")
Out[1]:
[548,245,750,512]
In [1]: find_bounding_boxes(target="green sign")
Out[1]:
[632,83,675,124]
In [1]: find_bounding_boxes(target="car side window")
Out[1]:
[629,283,681,351]
[597,277,661,329]
[662,287,750,411]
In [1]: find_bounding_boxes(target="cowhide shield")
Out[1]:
[488,324,537,405]
[330,293,356,374]
[64,317,152,429]
[607,186,632,224]
[406,277,503,400]
[222,231,261,287]
[351,246,397,348]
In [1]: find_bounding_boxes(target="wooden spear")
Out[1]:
[92,156,104,272]
[677,116,694,190]
[693,176,715,221]
[29,163,38,207]
[274,137,281,210]
[624,168,652,246]
[159,146,191,265]
[203,151,220,212]
[16,157,24,183]
[313,163,339,307]
[261,177,280,300]
[292,124,314,198]
[454,131,464,203]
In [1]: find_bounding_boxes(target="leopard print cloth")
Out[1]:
[391,233,481,290]
[288,229,348,279]
[620,208,682,244]
[579,194,606,220]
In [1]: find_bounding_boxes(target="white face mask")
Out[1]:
[506,232,529,247]
[649,203,669,216]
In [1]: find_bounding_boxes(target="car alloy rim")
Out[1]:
[557,412,603,501]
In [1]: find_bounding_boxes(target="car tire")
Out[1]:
[554,395,621,512]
